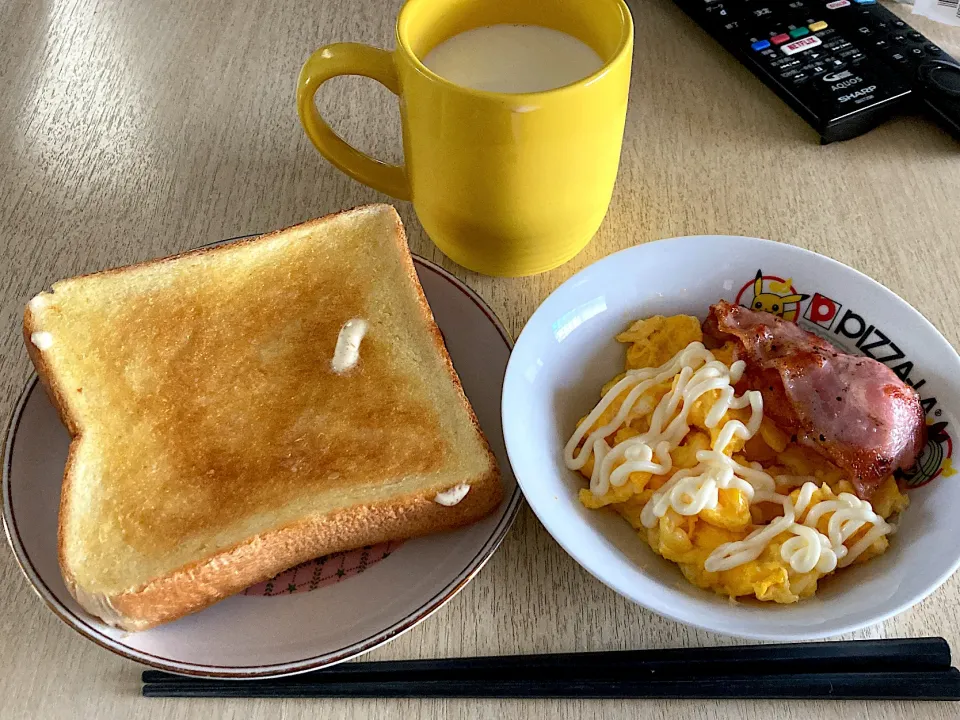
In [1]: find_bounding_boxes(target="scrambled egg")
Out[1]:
[575,315,910,603]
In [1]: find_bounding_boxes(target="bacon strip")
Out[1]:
[704,301,926,499]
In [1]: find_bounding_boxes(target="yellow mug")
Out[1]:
[297,0,633,277]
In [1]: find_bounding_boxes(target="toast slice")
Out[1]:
[23,205,502,631]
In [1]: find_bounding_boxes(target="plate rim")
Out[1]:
[2,248,522,677]
[503,234,960,641]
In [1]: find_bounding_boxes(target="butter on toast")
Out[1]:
[23,205,502,630]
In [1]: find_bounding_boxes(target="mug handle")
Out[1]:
[296,43,411,200]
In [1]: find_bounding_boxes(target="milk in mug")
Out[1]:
[422,24,604,93]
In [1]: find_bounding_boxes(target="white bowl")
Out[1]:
[502,236,960,640]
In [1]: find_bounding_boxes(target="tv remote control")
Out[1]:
[673,0,960,143]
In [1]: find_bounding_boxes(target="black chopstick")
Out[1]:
[143,669,960,700]
[142,638,951,686]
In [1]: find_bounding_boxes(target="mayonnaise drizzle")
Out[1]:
[564,340,892,575]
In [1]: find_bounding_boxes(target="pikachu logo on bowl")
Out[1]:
[736,270,809,321]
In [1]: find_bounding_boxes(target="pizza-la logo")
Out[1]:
[735,270,809,321]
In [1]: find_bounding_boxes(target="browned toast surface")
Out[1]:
[24,205,501,629]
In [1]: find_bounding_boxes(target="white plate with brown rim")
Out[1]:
[2,243,521,678]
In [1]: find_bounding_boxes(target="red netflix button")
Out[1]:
[782,36,823,55]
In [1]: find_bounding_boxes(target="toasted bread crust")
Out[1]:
[23,316,82,608]
[96,470,501,630]
[383,208,501,496]
[24,205,503,630]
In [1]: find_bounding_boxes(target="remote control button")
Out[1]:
[908,31,923,41]
[825,0,850,8]
[772,33,791,45]
[856,26,873,37]
[752,39,772,51]
[840,49,867,63]
[874,39,889,50]
[771,56,801,68]
[808,60,846,78]
[925,44,943,56]
[890,34,907,44]
[885,50,909,64]
[808,61,843,77]
[809,21,828,32]
[824,39,853,52]
[892,19,906,28]
[910,47,924,57]
[789,27,810,38]
[781,35,823,55]
[750,6,776,20]
[791,72,810,84]
[918,61,960,97]
[853,0,876,4]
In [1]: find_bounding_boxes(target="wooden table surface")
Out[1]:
[3,0,960,717]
